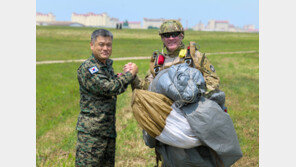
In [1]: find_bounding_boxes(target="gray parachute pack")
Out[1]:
[148,63,243,167]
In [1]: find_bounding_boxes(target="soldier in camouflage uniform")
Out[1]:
[75,29,138,167]
[130,20,226,167]
[131,20,221,97]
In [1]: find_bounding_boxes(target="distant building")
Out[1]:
[36,12,258,33]
[243,24,255,30]
[228,24,236,32]
[215,20,229,31]
[39,21,85,27]
[193,19,256,32]
[71,12,120,27]
[143,18,164,29]
[205,20,214,31]
[205,20,229,31]
[243,24,258,32]
[143,18,181,29]
[128,21,142,29]
[109,17,120,28]
[193,21,205,31]
[36,12,56,25]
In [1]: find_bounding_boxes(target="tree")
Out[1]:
[148,26,159,29]
[123,20,129,27]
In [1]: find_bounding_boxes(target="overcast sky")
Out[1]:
[36,0,259,29]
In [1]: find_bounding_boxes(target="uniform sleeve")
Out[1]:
[78,67,134,96]
[131,70,154,91]
[196,53,220,94]
[193,52,228,108]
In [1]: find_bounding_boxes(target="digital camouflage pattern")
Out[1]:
[76,54,134,137]
[75,131,115,167]
[159,20,184,35]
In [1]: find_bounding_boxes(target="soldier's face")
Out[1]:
[90,36,112,63]
[161,33,183,52]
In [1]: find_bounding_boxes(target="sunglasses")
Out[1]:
[162,32,181,38]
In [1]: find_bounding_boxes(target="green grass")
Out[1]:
[36,26,259,167]
[36,26,258,61]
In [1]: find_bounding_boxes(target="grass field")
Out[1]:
[36,26,259,167]
[36,26,258,61]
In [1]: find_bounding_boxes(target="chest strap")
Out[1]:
[150,42,201,77]
[150,51,165,77]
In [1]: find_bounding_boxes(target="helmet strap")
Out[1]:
[162,43,165,55]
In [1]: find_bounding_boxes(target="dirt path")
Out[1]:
[36,50,258,65]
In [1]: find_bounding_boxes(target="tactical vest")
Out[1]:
[150,42,206,77]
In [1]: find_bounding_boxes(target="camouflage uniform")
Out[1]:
[76,131,115,167]
[75,54,134,166]
[131,43,220,95]
[132,20,223,167]
[132,20,220,96]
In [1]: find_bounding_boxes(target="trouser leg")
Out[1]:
[75,131,115,167]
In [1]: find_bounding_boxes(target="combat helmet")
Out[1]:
[159,20,184,36]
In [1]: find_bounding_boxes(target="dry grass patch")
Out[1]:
[116,157,148,167]
[37,116,77,166]
[233,156,259,167]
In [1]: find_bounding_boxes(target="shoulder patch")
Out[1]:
[88,66,99,74]
[210,64,215,72]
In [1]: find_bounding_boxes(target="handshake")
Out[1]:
[123,62,138,76]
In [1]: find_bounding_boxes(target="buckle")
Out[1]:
[154,66,160,75]
[185,59,192,65]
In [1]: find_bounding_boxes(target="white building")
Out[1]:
[109,17,120,28]
[71,12,120,27]
[193,21,205,31]
[36,12,56,25]
[143,18,164,29]
[203,20,230,31]
[128,21,142,29]
[243,24,258,32]
[205,20,216,31]
[142,18,181,29]
[215,20,229,31]
[39,21,85,27]
[228,24,236,32]
[193,19,258,33]
[243,24,255,30]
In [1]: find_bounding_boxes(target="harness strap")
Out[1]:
[154,148,161,167]
[150,42,202,77]
[150,51,158,77]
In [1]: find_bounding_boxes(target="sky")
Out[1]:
[36,0,259,29]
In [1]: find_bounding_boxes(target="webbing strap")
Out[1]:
[154,148,161,167]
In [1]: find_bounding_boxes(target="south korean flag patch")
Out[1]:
[89,66,99,74]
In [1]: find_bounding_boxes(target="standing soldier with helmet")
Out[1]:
[128,20,227,167]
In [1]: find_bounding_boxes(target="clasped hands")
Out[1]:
[123,62,138,76]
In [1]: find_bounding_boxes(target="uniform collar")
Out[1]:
[91,54,113,67]
[165,42,185,57]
